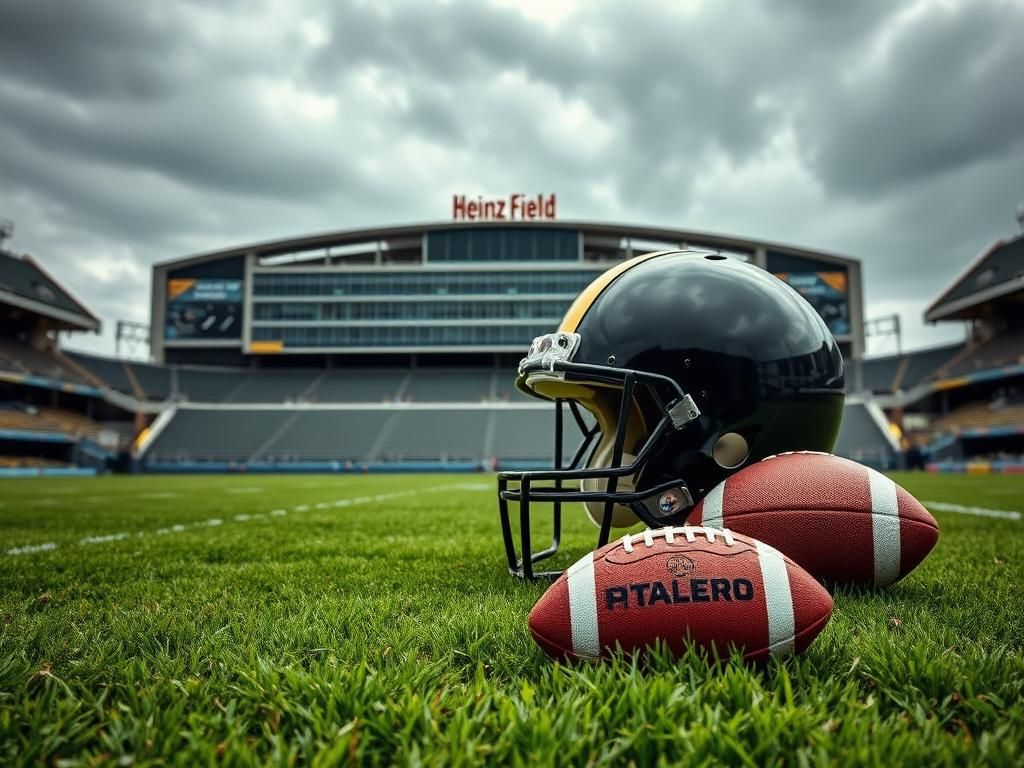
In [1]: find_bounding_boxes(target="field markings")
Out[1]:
[224,487,264,494]
[4,482,489,557]
[923,501,1021,521]
[6,542,57,556]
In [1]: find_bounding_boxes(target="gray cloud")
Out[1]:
[0,0,1021,355]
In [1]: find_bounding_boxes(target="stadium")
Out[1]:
[3,216,1022,476]
[2,215,1023,764]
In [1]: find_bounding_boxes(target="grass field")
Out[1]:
[1,471,1022,766]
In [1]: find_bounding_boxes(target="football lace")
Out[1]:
[620,525,735,553]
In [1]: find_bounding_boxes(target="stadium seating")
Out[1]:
[401,368,495,402]
[128,362,173,400]
[892,344,962,390]
[0,339,90,384]
[0,456,70,469]
[147,409,295,461]
[832,402,900,468]
[860,355,902,393]
[939,329,1024,378]
[374,409,491,461]
[223,371,319,403]
[66,351,136,394]
[929,399,1024,433]
[145,402,894,468]
[175,368,249,403]
[268,410,398,461]
[0,403,112,441]
[313,370,407,402]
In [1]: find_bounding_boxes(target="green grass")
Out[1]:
[1,472,1022,766]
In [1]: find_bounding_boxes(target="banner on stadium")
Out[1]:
[774,271,850,336]
[165,278,242,340]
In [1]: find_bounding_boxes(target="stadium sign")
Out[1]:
[451,193,557,221]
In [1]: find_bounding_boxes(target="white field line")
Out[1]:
[5,482,489,557]
[923,501,1021,521]
[6,542,57,555]
[224,487,264,494]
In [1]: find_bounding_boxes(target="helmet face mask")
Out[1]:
[498,250,846,580]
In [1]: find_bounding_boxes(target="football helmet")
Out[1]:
[498,250,845,579]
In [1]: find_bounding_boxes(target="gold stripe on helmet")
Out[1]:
[558,250,671,333]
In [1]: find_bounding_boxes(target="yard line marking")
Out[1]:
[29,499,58,506]
[7,542,57,555]
[139,492,178,499]
[80,533,129,544]
[225,487,264,494]
[3,482,475,558]
[923,501,1021,521]
[450,482,493,492]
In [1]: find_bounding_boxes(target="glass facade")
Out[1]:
[252,298,570,322]
[249,263,600,350]
[252,270,601,297]
[426,227,579,262]
[251,324,550,348]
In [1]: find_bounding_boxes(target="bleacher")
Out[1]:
[129,362,173,400]
[832,403,899,467]
[0,456,71,469]
[402,369,495,403]
[929,399,1024,434]
[860,355,903,394]
[147,409,295,462]
[262,410,390,461]
[0,404,98,437]
[144,402,897,469]
[375,409,491,461]
[939,329,1024,378]
[314,370,407,402]
[0,339,91,385]
[65,350,136,394]
[222,371,319,403]
[893,344,962,390]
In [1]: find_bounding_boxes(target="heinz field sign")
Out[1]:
[452,193,557,221]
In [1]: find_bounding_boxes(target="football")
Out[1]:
[686,452,940,587]
[528,526,833,662]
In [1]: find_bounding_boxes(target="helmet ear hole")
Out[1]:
[712,432,749,469]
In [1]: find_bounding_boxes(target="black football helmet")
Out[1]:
[498,250,845,579]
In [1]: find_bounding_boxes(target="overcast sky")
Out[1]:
[1,0,1022,358]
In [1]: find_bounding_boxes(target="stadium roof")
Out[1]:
[156,219,858,271]
[924,234,1024,322]
[0,250,101,332]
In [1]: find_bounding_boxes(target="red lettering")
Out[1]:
[544,193,557,219]
[452,193,557,220]
[510,193,523,219]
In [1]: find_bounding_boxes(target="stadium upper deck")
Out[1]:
[151,220,864,367]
